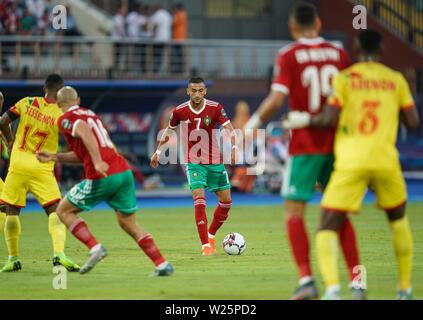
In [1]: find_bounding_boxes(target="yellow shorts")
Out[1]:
[0,171,62,208]
[321,169,407,213]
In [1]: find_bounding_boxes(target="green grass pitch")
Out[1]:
[0,203,422,300]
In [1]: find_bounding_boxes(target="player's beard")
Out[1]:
[191,97,204,109]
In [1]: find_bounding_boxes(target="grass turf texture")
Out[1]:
[0,203,422,300]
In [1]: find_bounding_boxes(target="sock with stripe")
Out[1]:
[5,215,21,257]
[138,233,166,267]
[208,201,232,237]
[194,197,209,245]
[48,212,66,254]
[69,218,99,250]
[0,212,5,236]
[316,230,340,288]
[390,216,413,290]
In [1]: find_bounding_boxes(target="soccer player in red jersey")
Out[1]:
[245,2,362,299]
[151,77,237,256]
[36,86,174,276]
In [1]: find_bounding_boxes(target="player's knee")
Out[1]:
[284,199,306,221]
[386,204,406,222]
[318,210,347,232]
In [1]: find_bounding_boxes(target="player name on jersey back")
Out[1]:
[294,47,341,64]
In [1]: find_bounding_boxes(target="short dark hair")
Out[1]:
[290,2,317,28]
[45,74,64,91]
[189,77,205,85]
[357,29,383,55]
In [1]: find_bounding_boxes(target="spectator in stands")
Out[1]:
[140,5,153,40]
[111,6,127,71]
[150,4,172,73]
[171,2,187,74]
[57,6,81,37]
[126,2,142,39]
[26,0,45,19]
[37,8,51,36]
[3,2,20,34]
[20,5,36,35]
[126,2,144,72]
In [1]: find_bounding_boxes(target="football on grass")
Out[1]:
[223,233,246,255]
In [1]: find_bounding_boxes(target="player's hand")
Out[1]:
[150,152,160,169]
[281,111,311,129]
[36,151,57,163]
[94,161,109,177]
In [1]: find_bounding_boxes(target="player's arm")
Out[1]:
[398,75,420,131]
[246,91,287,130]
[245,51,290,130]
[150,126,175,168]
[36,151,81,164]
[310,105,341,128]
[74,120,109,177]
[0,91,4,113]
[0,113,16,151]
[400,107,420,131]
[223,122,239,165]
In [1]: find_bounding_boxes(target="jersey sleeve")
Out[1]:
[169,109,180,129]
[217,104,231,127]
[327,72,347,109]
[397,74,415,110]
[339,49,352,70]
[7,97,27,119]
[271,51,292,95]
[58,114,81,137]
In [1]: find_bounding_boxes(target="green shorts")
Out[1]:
[282,154,334,202]
[186,163,231,192]
[67,170,138,214]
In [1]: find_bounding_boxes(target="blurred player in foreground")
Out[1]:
[0,75,79,272]
[0,91,7,232]
[151,77,237,256]
[245,2,361,299]
[283,29,419,300]
[36,87,174,276]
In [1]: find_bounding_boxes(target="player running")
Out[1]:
[150,77,237,256]
[284,29,419,300]
[0,91,7,234]
[0,75,80,273]
[245,2,361,299]
[36,86,174,276]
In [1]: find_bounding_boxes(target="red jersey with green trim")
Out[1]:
[272,37,350,155]
[169,99,231,164]
[58,106,130,180]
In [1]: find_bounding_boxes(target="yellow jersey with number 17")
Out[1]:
[327,62,415,171]
[8,97,63,175]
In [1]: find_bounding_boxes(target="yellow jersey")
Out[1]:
[327,62,415,170]
[8,97,63,175]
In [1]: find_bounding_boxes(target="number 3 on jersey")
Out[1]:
[302,65,339,112]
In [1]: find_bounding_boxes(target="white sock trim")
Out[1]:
[156,261,169,270]
[90,243,102,254]
[299,276,313,286]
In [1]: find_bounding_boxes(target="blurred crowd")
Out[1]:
[111,2,187,42]
[111,2,188,73]
[0,0,81,37]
